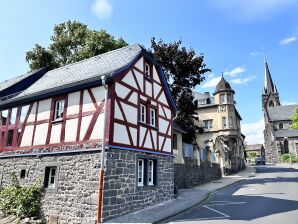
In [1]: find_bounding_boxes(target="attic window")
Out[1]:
[54,100,65,121]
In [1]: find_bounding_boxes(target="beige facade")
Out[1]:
[194,77,245,174]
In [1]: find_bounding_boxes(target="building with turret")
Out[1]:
[262,59,298,163]
[194,76,245,174]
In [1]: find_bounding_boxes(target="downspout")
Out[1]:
[97,75,109,224]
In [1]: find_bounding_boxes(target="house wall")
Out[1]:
[173,130,184,164]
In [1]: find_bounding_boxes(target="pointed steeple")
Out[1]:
[263,57,275,95]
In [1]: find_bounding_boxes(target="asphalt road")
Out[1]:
[164,165,298,224]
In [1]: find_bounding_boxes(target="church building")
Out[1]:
[262,59,298,163]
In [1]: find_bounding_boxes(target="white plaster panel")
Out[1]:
[158,92,169,106]
[159,105,166,118]
[153,83,162,99]
[120,102,138,125]
[151,130,157,149]
[65,118,78,142]
[37,99,51,121]
[129,127,137,146]
[67,91,80,115]
[134,57,144,71]
[140,95,147,102]
[134,70,144,92]
[128,92,138,105]
[33,123,48,146]
[163,138,172,152]
[151,101,157,107]
[163,106,171,119]
[159,118,169,134]
[91,86,105,106]
[145,80,153,97]
[143,132,153,149]
[83,90,96,113]
[113,122,130,145]
[20,125,34,147]
[167,125,172,136]
[114,101,124,121]
[139,126,147,147]
[27,103,37,122]
[90,113,104,140]
[80,115,93,140]
[159,136,164,150]
[153,66,161,84]
[50,124,62,144]
[115,83,131,99]
[122,70,139,90]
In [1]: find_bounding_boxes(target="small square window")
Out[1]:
[44,166,57,188]
[20,169,26,179]
[54,100,65,121]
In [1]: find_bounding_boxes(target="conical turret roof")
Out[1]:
[213,76,235,95]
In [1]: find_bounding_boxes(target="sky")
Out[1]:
[1,0,298,145]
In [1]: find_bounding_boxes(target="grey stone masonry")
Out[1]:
[102,148,174,222]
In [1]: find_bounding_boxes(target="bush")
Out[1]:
[0,173,43,218]
[280,153,298,163]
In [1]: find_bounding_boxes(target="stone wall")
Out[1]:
[0,150,101,224]
[174,159,222,190]
[102,148,174,222]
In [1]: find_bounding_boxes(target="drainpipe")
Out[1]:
[97,75,109,224]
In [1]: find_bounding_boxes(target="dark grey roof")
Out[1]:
[213,76,234,95]
[193,91,215,107]
[268,105,298,121]
[0,71,35,92]
[13,44,143,100]
[275,129,298,138]
[263,59,277,95]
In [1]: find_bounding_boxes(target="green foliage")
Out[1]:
[248,152,257,159]
[26,20,128,71]
[280,153,298,163]
[0,173,43,218]
[291,108,298,130]
[150,38,211,143]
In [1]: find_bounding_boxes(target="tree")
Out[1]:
[248,152,257,159]
[291,108,298,130]
[26,20,128,71]
[150,38,211,143]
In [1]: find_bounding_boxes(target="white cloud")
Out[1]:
[282,101,298,105]
[250,51,262,57]
[230,75,256,85]
[242,119,264,144]
[202,76,221,88]
[91,0,113,20]
[224,67,246,77]
[279,36,297,46]
[208,0,298,22]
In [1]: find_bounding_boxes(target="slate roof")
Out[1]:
[274,129,298,138]
[193,91,215,108]
[267,105,298,121]
[15,44,143,99]
[0,71,36,92]
[213,76,235,95]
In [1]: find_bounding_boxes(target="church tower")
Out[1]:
[262,58,280,110]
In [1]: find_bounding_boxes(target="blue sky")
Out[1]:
[1,0,298,144]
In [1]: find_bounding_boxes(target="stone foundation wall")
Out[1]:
[102,148,174,222]
[174,159,222,190]
[0,150,101,224]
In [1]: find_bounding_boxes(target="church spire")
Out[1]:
[263,57,276,95]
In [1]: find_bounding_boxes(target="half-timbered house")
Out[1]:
[0,44,176,223]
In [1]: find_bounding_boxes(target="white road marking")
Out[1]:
[203,205,230,218]
[206,202,246,206]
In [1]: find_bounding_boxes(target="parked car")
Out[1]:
[255,156,266,165]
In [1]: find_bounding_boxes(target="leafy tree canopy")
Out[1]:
[150,38,211,143]
[26,20,128,71]
[291,108,298,130]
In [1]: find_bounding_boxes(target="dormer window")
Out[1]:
[54,100,65,121]
[145,63,150,77]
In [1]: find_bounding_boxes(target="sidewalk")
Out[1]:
[107,165,256,224]
[276,163,298,169]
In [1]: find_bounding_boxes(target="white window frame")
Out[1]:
[48,167,57,188]
[54,100,65,121]
[145,63,150,77]
[222,116,226,128]
[140,104,147,123]
[220,94,225,104]
[227,94,231,103]
[204,120,213,130]
[148,160,154,186]
[149,108,156,127]
[137,159,144,187]
[229,116,233,128]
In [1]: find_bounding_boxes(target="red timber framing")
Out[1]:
[0,87,105,152]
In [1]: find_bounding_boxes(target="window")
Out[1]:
[20,169,26,179]
[173,134,178,150]
[222,117,226,128]
[44,166,57,188]
[227,94,231,103]
[148,160,154,186]
[17,128,22,143]
[137,159,144,187]
[1,131,4,146]
[54,100,64,121]
[145,63,150,77]
[149,108,156,127]
[220,94,225,104]
[140,104,147,123]
[1,110,8,126]
[204,120,213,130]
[279,123,283,129]
[20,105,30,123]
[10,107,18,125]
[6,130,14,146]
[229,116,233,128]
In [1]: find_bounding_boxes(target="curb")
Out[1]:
[155,167,256,224]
